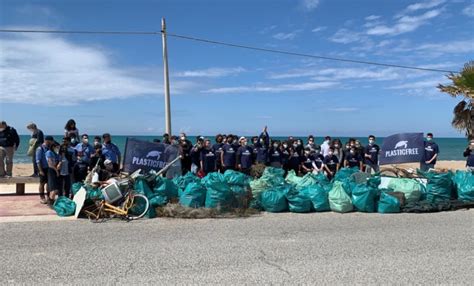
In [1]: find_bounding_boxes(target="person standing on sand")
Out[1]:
[200,139,217,175]
[26,123,44,177]
[236,137,253,175]
[421,133,439,171]
[36,136,54,203]
[221,135,237,171]
[463,139,474,171]
[364,135,380,174]
[0,121,20,177]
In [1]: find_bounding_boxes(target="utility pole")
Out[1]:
[161,18,172,135]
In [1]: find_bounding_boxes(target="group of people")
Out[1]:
[1,119,474,205]
[158,127,451,180]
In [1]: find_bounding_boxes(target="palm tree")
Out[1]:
[438,61,474,140]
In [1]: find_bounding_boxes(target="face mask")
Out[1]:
[293,143,298,148]
[273,144,278,148]
[83,139,89,144]
[315,150,320,155]
[54,148,60,153]
[427,137,433,141]
[297,142,302,146]
[369,140,375,144]
[283,144,288,148]
[243,141,248,146]
[328,152,333,156]
[334,144,339,148]
[346,145,350,149]
[350,150,355,154]
[305,151,310,155]
[94,142,100,147]
[325,140,330,144]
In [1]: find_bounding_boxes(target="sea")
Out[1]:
[13,135,468,164]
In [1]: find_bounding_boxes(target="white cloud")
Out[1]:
[403,0,446,14]
[367,9,442,36]
[327,107,359,112]
[387,78,445,89]
[174,67,246,78]
[329,28,361,43]
[273,30,302,40]
[301,0,320,11]
[0,31,196,105]
[415,40,474,53]
[365,15,381,21]
[202,81,338,94]
[269,67,401,81]
[311,26,327,33]
[259,25,277,34]
[462,4,474,17]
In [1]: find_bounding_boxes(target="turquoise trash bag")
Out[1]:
[334,168,359,196]
[251,167,286,198]
[134,177,157,218]
[387,178,423,204]
[285,170,303,186]
[173,172,201,191]
[328,181,353,213]
[151,176,179,207]
[377,192,401,213]
[203,172,233,209]
[285,187,312,213]
[453,171,474,202]
[419,171,453,203]
[53,196,76,217]
[351,176,380,213]
[259,185,290,212]
[71,182,84,196]
[179,182,207,208]
[302,185,330,212]
[223,170,250,186]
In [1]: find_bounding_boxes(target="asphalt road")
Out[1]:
[1,210,473,285]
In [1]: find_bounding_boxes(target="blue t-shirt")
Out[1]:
[324,155,339,172]
[237,146,253,169]
[102,143,121,163]
[269,148,282,164]
[345,153,362,168]
[464,148,474,167]
[313,154,324,169]
[301,155,314,169]
[200,148,217,173]
[75,143,93,164]
[364,144,380,165]
[45,150,59,167]
[35,144,49,169]
[424,141,439,164]
[212,143,224,165]
[222,144,237,167]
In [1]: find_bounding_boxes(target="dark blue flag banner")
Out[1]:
[123,138,167,173]
[379,133,424,165]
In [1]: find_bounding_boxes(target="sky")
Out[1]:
[0,0,473,137]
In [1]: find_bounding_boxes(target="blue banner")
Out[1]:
[379,133,424,165]
[123,138,167,173]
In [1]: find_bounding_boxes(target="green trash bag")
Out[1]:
[377,192,401,213]
[351,184,378,213]
[224,170,250,186]
[261,167,286,186]
[85,185,104,201]
[303,185,330,212]
[203,172,232,208]
[420,171,453,203]
[328,181,353,213]
[134,177,156,218]
[387,178,423,204]
[179,182,207,208]
[285,170,303,186]
[250,178,271,198]
[230,185,248,208]
[53,196,76,217]
[150,176,179,207]
[173,172,201,191]
[72,182,84,195]
[453,171,474,202]
[259,186,289,213]
[334,167,359,181]
[285,187,313,213]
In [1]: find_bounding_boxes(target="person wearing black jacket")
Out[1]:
[254,126,270,165]
[464,140,474,171]
[0,121,20,177]
[179,133,193,174]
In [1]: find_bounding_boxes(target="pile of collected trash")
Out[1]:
[52,167,474,218]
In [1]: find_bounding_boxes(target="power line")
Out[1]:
[0,28,457,73]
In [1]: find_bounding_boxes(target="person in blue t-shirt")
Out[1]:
[345,147,363,170]
[312,149,325,174]
[221,136,237,171]
[301,148,315,175]
[102,133,121,173]
[323,147,340,180]
[268,141,283,168]
[236,137,254,175]
[212,134,225,172]
[45,142,60,203]
[200,139,217,175]
[36,136,54,203]
[364,135,380,173]
[421,133,439,171]
[463,140,474,171]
